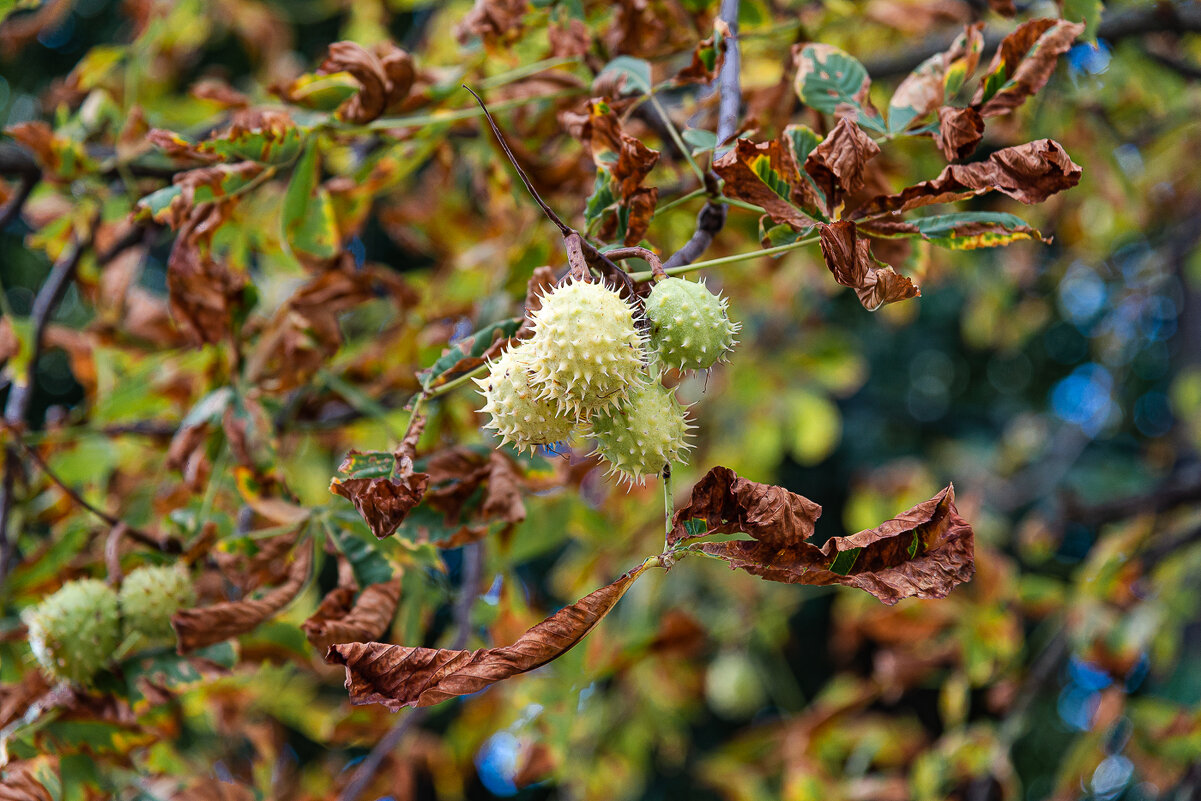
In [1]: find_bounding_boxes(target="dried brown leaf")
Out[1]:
[303,577,403,654]
[988,0,1017,16]
[0,671,50,730]
[935,106,984,161]
[549,18,590,58]
[698,483,975,605]
[327,561,650,709]
[674,34,726,85]
[819,220,920,310]
[856,139,1082,216]
[0,759,56,801]
[320,41,415,123]
[713,138,820,231]
[668,465,821,547]
[330,472,431,540]
[172,540,312,652]
[482,452,527,524]
[167,202,249,346]
[971,19,1084,118]
[803,116,881,213]
[455,0,528,45]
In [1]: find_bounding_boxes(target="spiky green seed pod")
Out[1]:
[24,579,120,685]
[590,379,694,485]
[527,278,647,417]
[644,277,740,371]
[119,565,196,642]
[475,345,577,452]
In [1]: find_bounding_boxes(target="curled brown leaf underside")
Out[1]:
[803,116,880,213]
[327,562,650,710]
[329,471,431,540]
[302,577,403,655]
[819,220,920,311]
[172,540,312,653]
[935,106,985,161]
[855,138,1082,216]
[671,466,974,605]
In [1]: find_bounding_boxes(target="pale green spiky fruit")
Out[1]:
[119,564,196,642]
[24,579,121,685]
[475,345,577,452]
[644,277,740,371]
[590,379,694,485]
[527,277,647,417]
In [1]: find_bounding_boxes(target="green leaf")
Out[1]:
[119,643,237,712]
[598,56,653,95]
[281,142,340,262]
[418,317,523,391]
[682,127,718,155]
[283,71,361,111]
[326,519,397,585]
[585,168,618,228]
[180,386,234,428]
[134,184,182,224]
[793,44,885,133]
[1062,0,1102,42]
[909,211,1047,249]
[199,123,303,165]
[336,450,397,480]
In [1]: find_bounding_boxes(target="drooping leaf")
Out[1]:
[172,540,312,652]
[118,643,237,712]
[166,204,251,346]
[329,472,431,540]
[327,561,651,709]
[935,106,984,161]
[855,139,1082,215]
[302,577,402,654]
[316,41,415,123]
[802,116,880,214]
[713,138,820,232]
[819,220,920,311]
[281,142,340,265]
[668,465,821,547]
[792,44,884,132]
[971,19,1085,118]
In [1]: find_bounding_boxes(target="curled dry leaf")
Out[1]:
[674,33,726,85]
[327,561,650,710]
[303,577,403,655]
[700,484,975,605]
[672,467,975,605]
[855,139,1082,216]
[0,758,56,801]
[935,106,984,161]
[886,23,984,134]
[668,465,821,547]
[803,116,880,213]
[0,670,50,730]
[819,220,919,311]
[330,471,431,540]
[167,203,250,346]
[971,19,1084,118]
[455,0,528,45]
[318,41,415,123]
[172,539,312,653]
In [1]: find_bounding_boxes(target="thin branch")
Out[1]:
[0,174,37,231]
[338,542,485,801]
[862,0,1201,79]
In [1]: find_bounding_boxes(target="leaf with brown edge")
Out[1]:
[971,19,1084,118]
[327,561,651,710]
[166,203,251,346]
[674,33,726,85]
[861,211,1050,250]
[0,758,57,801]
[172,540,312,653]
[698,484,975,605]
[886,24,984,134]
[303,577,402,655]
[713,138,821,232]
[935,106,984,161]
[668,465,821,548]
[819,220,920,311]
[855,139,1082,216]
[803,116,880,214]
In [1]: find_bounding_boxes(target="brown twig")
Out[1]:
[605,246,666,280]
[338,541,485,801]
[0,173,37,231]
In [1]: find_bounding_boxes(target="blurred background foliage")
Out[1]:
[1,0,1200,799]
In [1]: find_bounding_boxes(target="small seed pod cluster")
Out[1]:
[477,274,738,486]
[23,566,197,686]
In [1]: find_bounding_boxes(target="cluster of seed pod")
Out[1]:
[476,274,739,485]
[23,565,196,685]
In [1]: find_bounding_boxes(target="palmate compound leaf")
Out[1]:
[326,561,651,710]
[670,467,975,605]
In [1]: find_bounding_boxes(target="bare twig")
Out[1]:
[338,541,485,801]
[606,246,666,280]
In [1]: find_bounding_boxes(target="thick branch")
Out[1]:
[863,0,1201,79]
